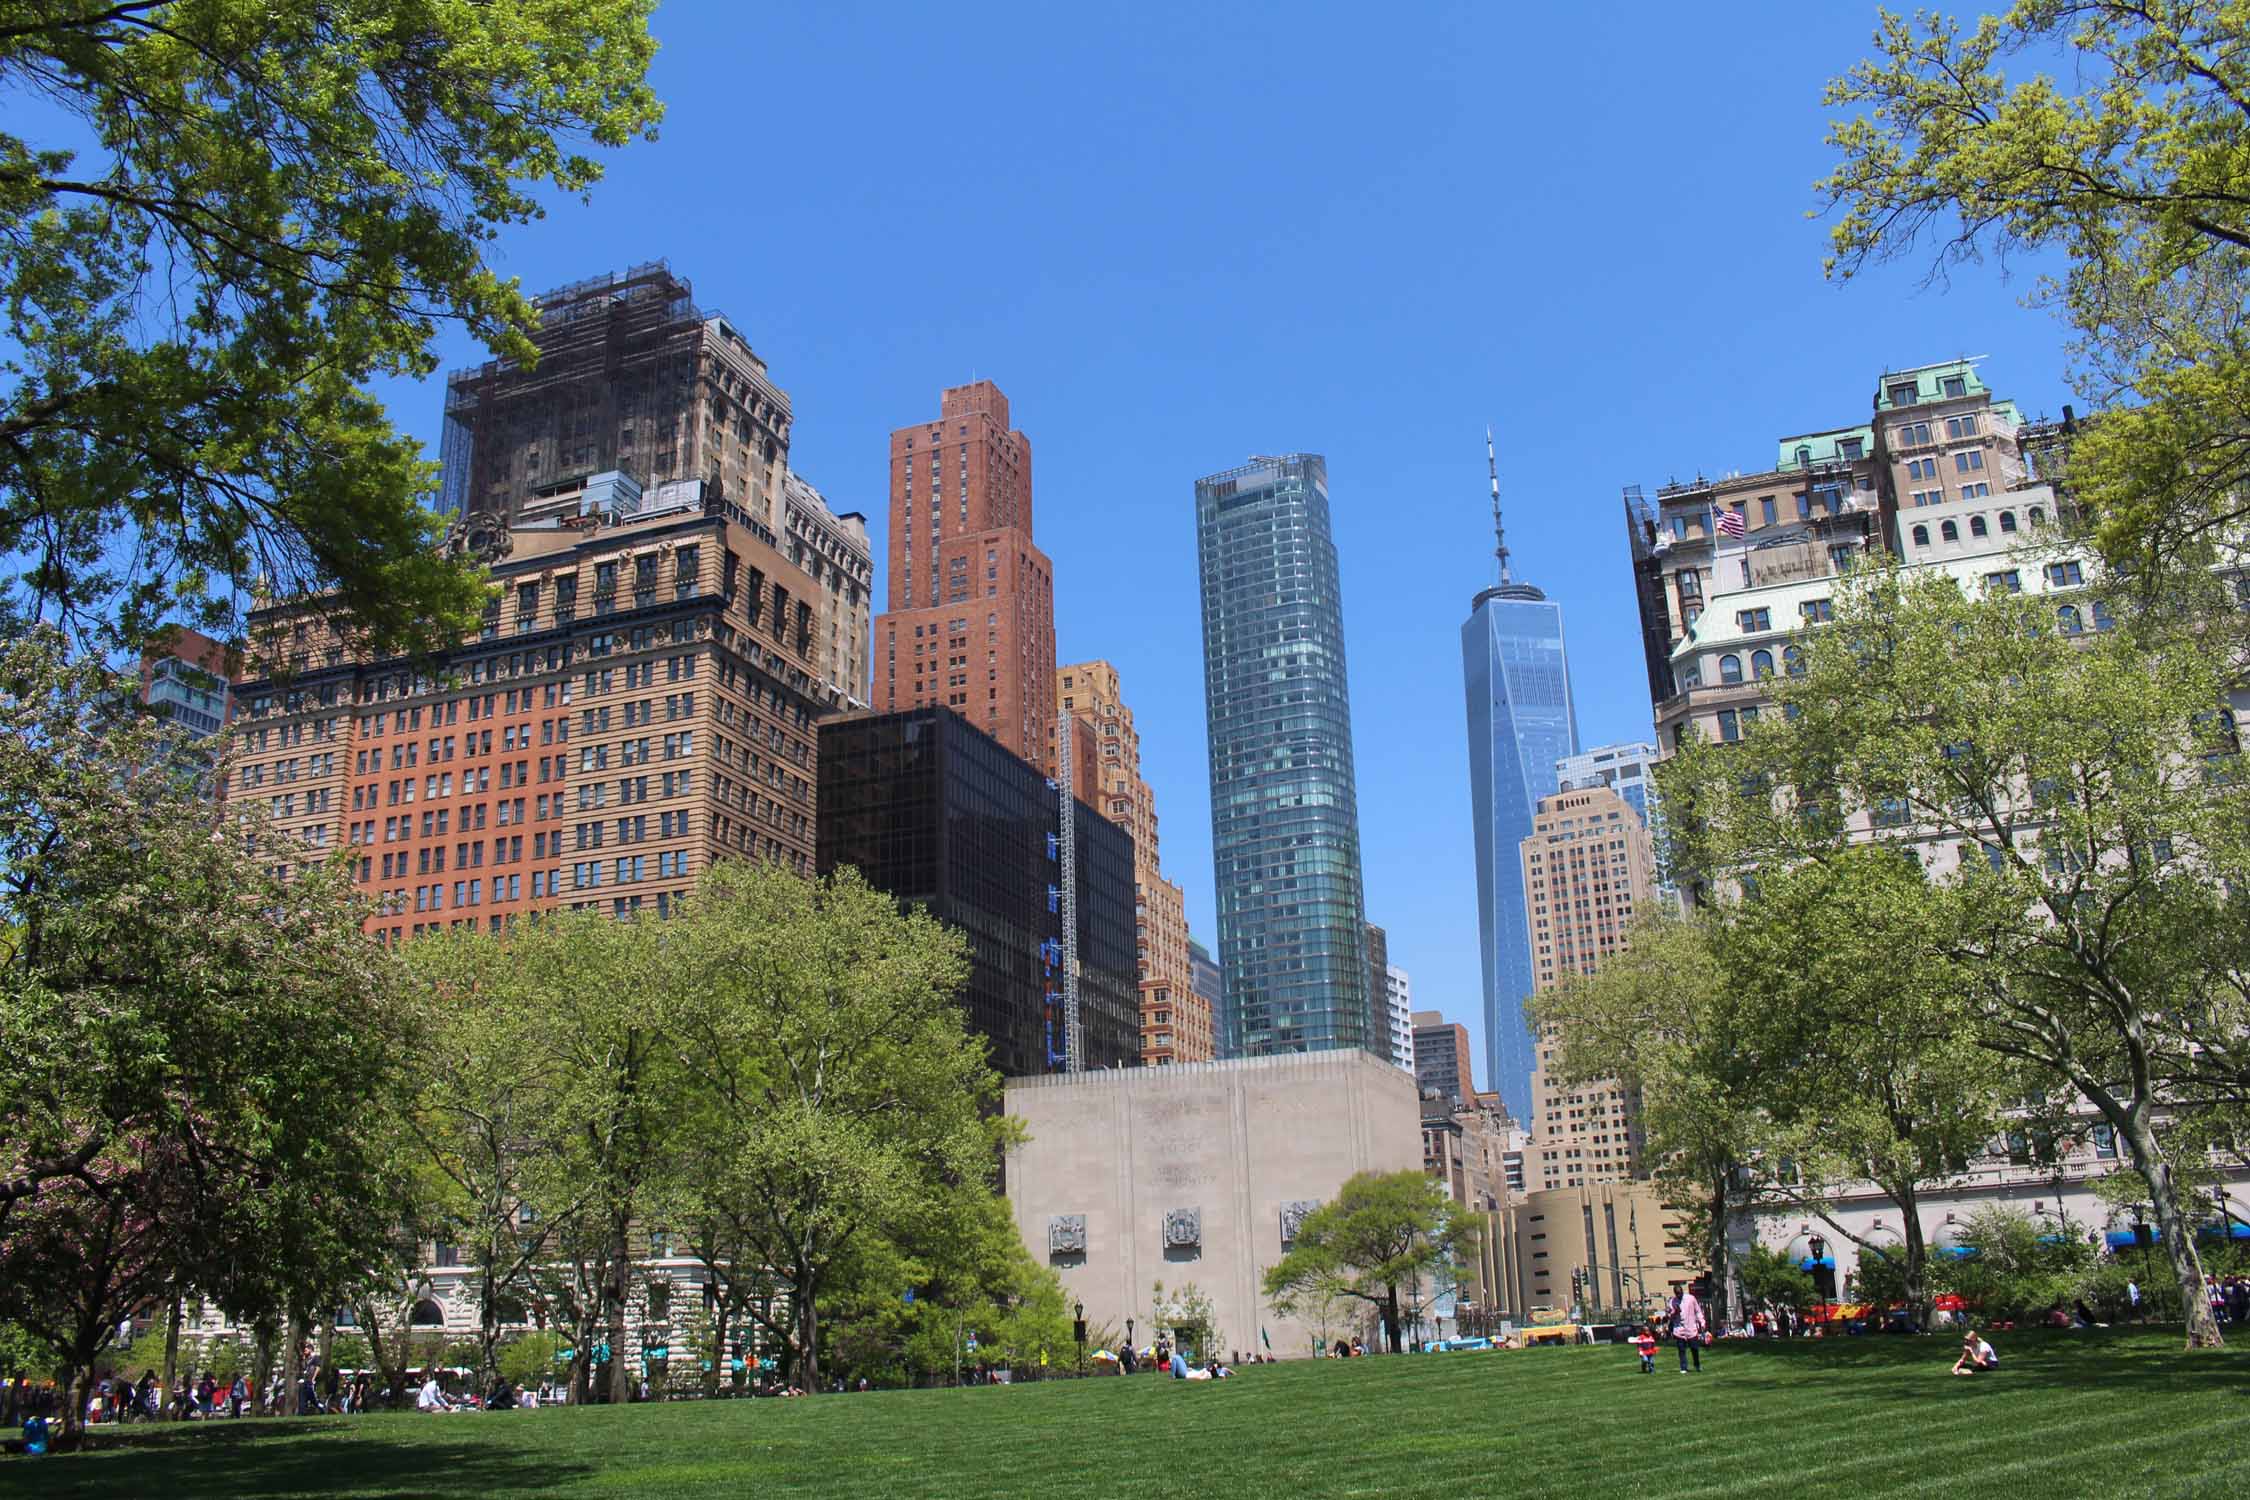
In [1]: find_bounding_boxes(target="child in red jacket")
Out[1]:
[1634,1325,1659,1373]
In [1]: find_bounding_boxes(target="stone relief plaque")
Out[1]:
[1048,1214,1087,1256]
[1162,1207,1202,1249]
[1279,1200,1320,1247]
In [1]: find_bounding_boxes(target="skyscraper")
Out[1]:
[1056,660,1209,1064]
[1522,783,1657,1190]
[1555,742,1657,828]
[873,381,1056,773]
[1194,454,1374,1058]
[435,263,871,714]
[1461,432,1580,1121]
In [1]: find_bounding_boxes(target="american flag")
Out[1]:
[1715,505,1746,539]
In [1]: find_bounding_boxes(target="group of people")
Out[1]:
[2204,1275,2250,1326]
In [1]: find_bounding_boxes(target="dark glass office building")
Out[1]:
[1193,454,1375,1059]
[817,706,1139,1077]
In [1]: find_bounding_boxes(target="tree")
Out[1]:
[657,861,1005,1395]
[1662,563,2250,1346]
[1735,1246,1819,1323]
[1819,1,2250,578]
[0,1,661,657]
[0,631,416,1436]
[399,930,596,1392]
[1715,849,2008,1329]
[1261,1171,1474,1354]
[1527,912,1765,1314]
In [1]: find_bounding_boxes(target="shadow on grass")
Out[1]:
[1704,1326,2248,1398]
[0,1417,594,1500]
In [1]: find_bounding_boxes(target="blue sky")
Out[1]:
[372,1,2076,1098]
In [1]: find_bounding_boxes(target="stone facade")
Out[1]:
[1003,1051,1420,1358]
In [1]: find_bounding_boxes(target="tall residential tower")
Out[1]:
[1194,454,1374,1058]
[1461,432,1580,1121]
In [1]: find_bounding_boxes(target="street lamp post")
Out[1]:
[1073,1300,1086,1379]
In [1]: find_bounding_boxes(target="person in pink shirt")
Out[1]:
[1672,1286,1707,1372]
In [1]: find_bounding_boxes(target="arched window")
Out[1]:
[1795,445,1813,466]
[1911,524,1930,547]
[1751,648,1775,679]
[1999,510,2018,533]
[2057,604,2083,635]
[1970,515,1988,538]
[1719,653,1743,684]
[2029,505,2046,525]
[410,1298,446,1328]
[1784,644,1805,677]
[1940,519,1959,542]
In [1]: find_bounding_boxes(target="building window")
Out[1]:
[1800,598,1832,624]
[1760,497,1777,527]
[1717,709,1740,743]
[1970,515,1988,538]
[1999,511,2017,533]
[2047,560,2084,587]
[1940,520,1959,543]
[1719,654,1743,684]
[1984,570,2022,593]
[2029,506,2046,526]
[1954,449,1985,474]
[1783,644,1804,677]
[1751,649,1775,679]
[1941,375,1968,398]
[1736,608,1769,632]
[2057,604,2084,635]
[1839,437,1864,460]
[1912,524,1929,547]
[1888,382,1919,406]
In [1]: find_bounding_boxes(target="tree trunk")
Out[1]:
[479,1263,501,1392]
[251,1322,276,1415]
[61,1362,91,1445]
[160,1287,183,1420]
[604,1226,631,1405]
[280,1312,306,1417]
[796,1277,820,1393]
[1707,1169,1734,1324]
[1383,1283,1402,1353]
[706,1301,727,1399]
[2136,1141,2223,1347]
[1900,1196,1931,1334]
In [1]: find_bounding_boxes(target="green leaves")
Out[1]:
[1262,1170,1471,1350]
[1820,1,2250,576]
[1,0,661,657]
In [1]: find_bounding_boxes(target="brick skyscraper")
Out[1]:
[874,381,1056,773]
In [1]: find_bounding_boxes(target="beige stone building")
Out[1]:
[1522,784,1657,1191]
[1419,1092,1510,1313]
[1496,1181,1696,1320]
[1055,660,1209,1064]
[1002,1052,1419,1358]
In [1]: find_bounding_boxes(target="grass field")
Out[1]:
[2,1330,2245,1498]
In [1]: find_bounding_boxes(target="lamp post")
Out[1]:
[1072,1300,1085,1379]
[1808,1233,1829,1319]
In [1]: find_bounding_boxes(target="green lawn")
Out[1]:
[4,1330,2245,1498]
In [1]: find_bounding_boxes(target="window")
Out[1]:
[1941,375,1967,398]
[1838,437,1865,460]
[1872,794,1911,828]
[1717,709,1741,742]
[2057,603,2084,635]
[1945,413,1979,438]
[1984,570,2022,593]
[1737,608,1770,632]
[1719,654,1743,684]
[1888,382,1919,406]
[1796,491,1812,520]
[1800,598,1832,624]
[1751,648,1775,678]
[2047,561,2083,587]
[2092,1123,2119,1160]
[2092,599,2115,632]
[1912,524,1930,547]
[1940,520,1959,543]
[1783,644,1805,677]
[1962,482,1990,499]
[1795,444,1812,466]
[1760,497,1777,527]
[1970,515,1988,538]
[1955,449,1985,474]
[2029,505,2046,526]
[1999,510,2017,534]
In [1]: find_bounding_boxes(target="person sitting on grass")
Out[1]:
[1634,1324,1658,1374]
[1950,1331,1999,1377]
[416,1372,457,1412]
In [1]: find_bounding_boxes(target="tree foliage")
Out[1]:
[0,629,415,1433]
[1261,1171,1473,1354]
[0,0,661,656]
[1662,562,2250,1346]
[1820,1,2250,577]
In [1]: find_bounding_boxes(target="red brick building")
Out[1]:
[873,381,1056,774]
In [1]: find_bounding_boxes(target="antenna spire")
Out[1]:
[1487,425,1511,585]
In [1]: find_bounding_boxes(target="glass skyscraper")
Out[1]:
[1195,454,1375,1058]
[1463,581,1579,1120]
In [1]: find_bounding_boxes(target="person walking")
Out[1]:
[1673,1285,1707,1373]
